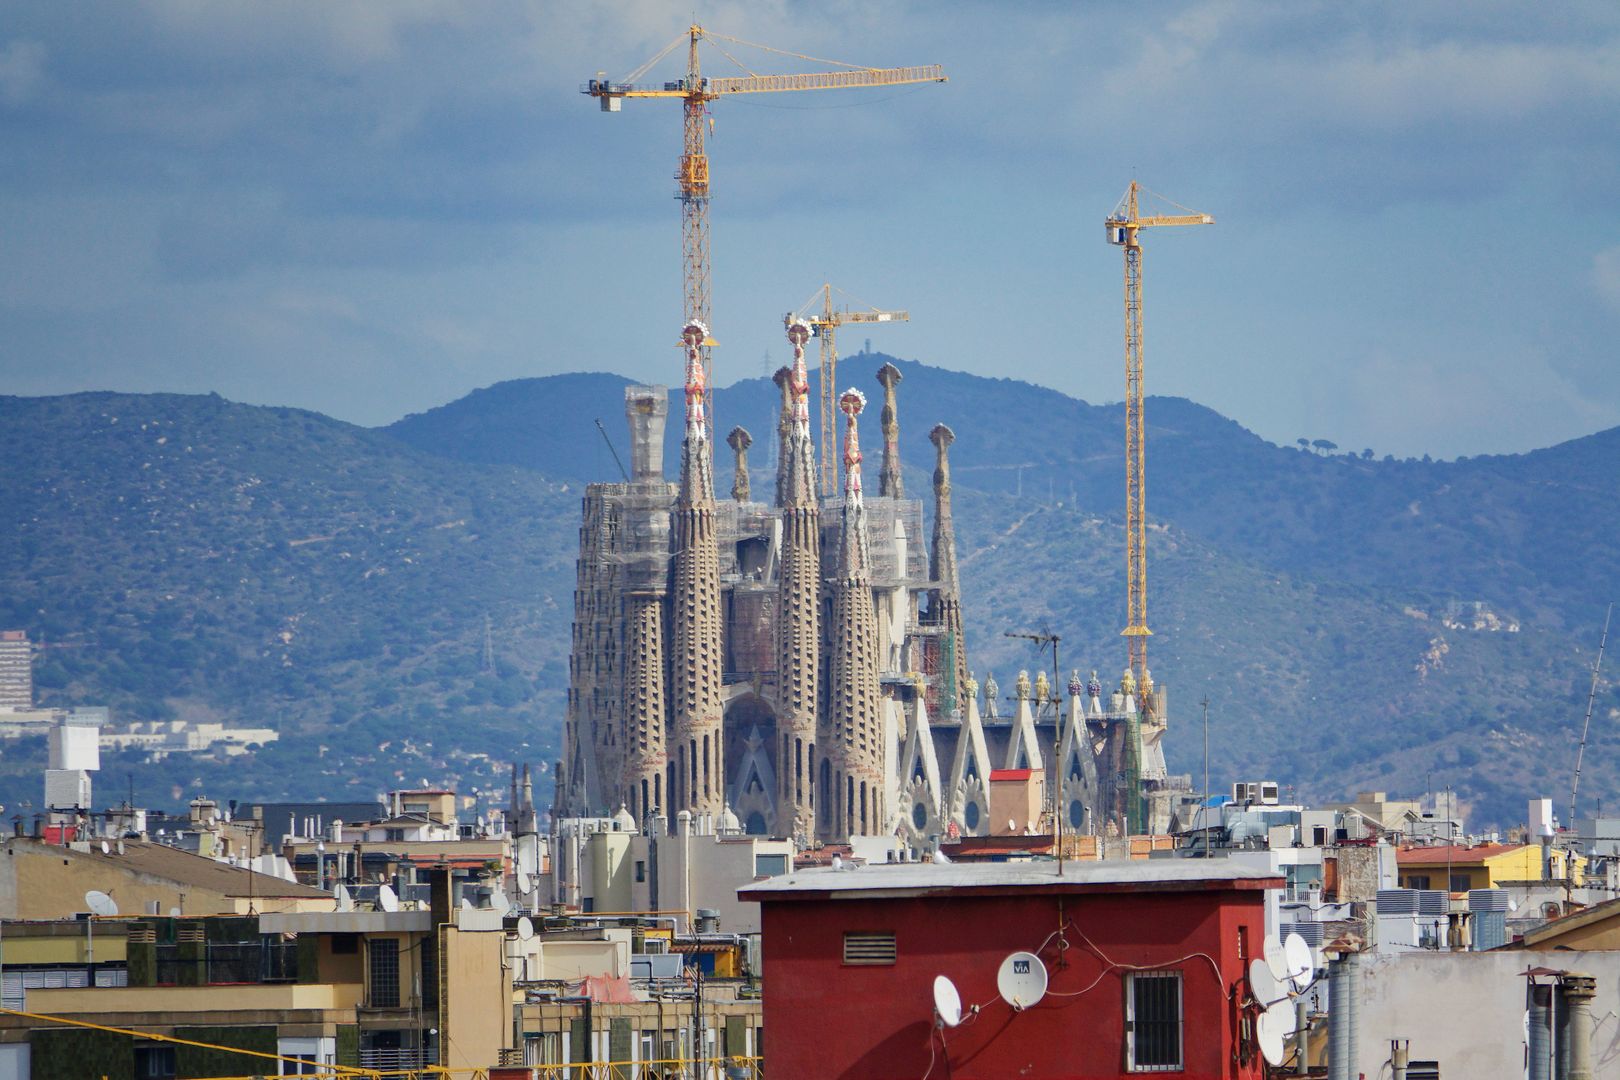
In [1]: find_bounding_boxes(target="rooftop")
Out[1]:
[740,858,1282,902]
[1397,843,1526,865]
[6,837,330,899]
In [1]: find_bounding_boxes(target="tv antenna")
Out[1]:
[996,951,1048,1010]
[1570,602,1613,825]
[1248,932,1314,1067]
[932,974,964,1027]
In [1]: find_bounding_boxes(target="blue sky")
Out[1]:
[1,1,1617,458]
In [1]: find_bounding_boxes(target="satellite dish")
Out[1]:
[335,884,354,912]
[1256,1006,1288,1066]
[491,890,511,914]
[517,846,537,877]
[168,907,181,918]
[460,897,473,910]
[85,890,119,917]
[378,884,400,912]
[517,916,535,941]
[932,975,963,1027]
[517,869,533,895]
[1283,933,1313,991]
[100,840,110,855]
[996,951,1048,1010]
[1249,958,1286,1008]
[1262,935,1287,981]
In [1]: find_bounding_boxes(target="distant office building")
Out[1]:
[0,631,31,709]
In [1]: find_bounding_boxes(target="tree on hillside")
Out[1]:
[1296,438,1310,452]
[1311,438,1338,455]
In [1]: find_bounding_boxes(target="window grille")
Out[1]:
[1125,970,1183,1071]
[368,938,401,1007]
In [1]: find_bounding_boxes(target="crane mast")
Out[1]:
[786,284,909,496]
[1105,181,1212,701]
[585,27,943,393]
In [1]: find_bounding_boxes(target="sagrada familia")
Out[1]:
[555,319,1179,844]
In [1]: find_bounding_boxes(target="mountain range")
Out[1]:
[2,355,1614,828]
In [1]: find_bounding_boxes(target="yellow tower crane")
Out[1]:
[785,284,909,496]
[584,27,944,369]
[1104,181,1212,704]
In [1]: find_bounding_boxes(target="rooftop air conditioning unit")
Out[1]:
[1259,782,1280,805]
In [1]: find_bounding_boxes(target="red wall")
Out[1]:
[757,886,1267,1080]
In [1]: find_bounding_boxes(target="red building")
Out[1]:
[742,860,1282,1080]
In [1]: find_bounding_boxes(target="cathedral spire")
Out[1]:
[829,388,884,837]
[671,320,725,818]
[876,362,904,498]
[772,366,794,507]
[928,423,970,716]
[727,426,752,502]
[776,320,821,842]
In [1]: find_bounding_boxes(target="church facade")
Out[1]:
[555,324,1178,843]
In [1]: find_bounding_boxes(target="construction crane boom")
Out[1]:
[786,284,910,496]
[1104,181,1212,705]
[585,26,945,388]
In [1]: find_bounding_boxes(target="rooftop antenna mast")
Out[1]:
[1570,602,1613,826]
[594,418,630,481]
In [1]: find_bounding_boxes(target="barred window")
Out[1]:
[842,931,896,965]
[368,938,400,1008]
[1125,970,1183,1071]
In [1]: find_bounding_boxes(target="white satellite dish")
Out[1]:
[85,890,119,917]
[378,884,400,913]
[168,907,181,918]
[460,897,473,910]
[1248,958,1286,1008]
[517,916,535,942]
[517,846,537,877]
[996,951,1048,1010]
[335,884,354,912]
[100,840,110,855]
[517,869,533,895]
[1256,1005,1289,1066]
[1262,934,1287,981]
[491,890,511,914]
[1283,933,1313,991]
[932,975,963,1027]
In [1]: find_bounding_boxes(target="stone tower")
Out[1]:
[727,426,752,502]
[877,362,904,498]
[621,387,672,821]
[828,388,885,837]
[670,321,726,817]
[929,423,970,716]
[774,320,821,843]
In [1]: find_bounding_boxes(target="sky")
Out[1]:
[1,2,1618,459]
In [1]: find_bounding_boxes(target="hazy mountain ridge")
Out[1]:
[1,362,1614,827]
[0,391,578,815]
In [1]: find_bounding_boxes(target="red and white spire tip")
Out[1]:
[839,388,867,479]
[681,319,710,439]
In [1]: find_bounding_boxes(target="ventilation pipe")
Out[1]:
[1294,997,1310,1076]
[1327,951,1360,1080]
[1561,972,1596,1080]
[1390,1039,1409,1080]
[1528,982,1553,1080]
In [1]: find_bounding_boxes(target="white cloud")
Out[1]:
[0,39,45,106]
[1594,246,1620,313]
